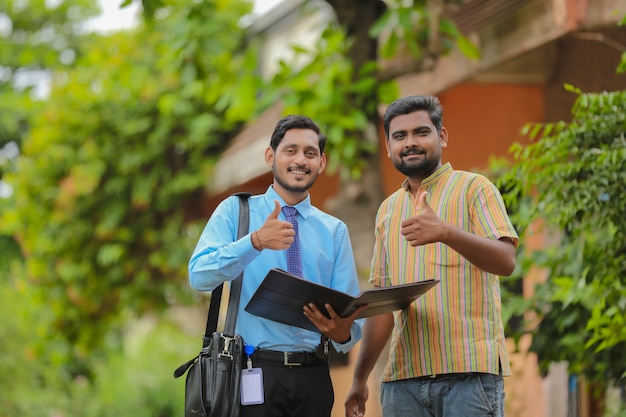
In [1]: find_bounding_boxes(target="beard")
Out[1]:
[393,149,439,179]
[272,165,318,194]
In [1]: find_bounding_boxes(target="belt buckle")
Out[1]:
[283,352,302,366]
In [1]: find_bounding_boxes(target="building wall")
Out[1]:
[545,27,626,122]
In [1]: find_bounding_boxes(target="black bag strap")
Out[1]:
[202,192,251,346]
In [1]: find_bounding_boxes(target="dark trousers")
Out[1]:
[239,361,334,417]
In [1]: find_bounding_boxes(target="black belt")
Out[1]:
[251,348,328,367]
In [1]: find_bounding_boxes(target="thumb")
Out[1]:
[267,200,282,220]
[416,191,429,213]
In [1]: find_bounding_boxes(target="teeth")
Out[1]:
[292,170,307,175]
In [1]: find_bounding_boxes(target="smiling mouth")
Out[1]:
[402,149,425,157]
[289,168,309,176]
[402,152,424,159]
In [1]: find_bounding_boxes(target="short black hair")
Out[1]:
[383,95,444,138]
[269,115,327,153]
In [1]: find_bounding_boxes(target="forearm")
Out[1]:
[442,226,516,276]
[189,233,260,290]
[352,313,394,380]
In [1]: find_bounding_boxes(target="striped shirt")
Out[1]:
[371,163,518,381]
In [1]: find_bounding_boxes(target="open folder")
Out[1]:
[244,268,439,333]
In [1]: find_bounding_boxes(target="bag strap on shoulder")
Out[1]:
[203,192,251,346]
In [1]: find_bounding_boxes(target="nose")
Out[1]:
[405,133,420,147]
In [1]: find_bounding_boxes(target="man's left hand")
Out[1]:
[303,303,367,343]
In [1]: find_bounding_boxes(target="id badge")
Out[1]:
[241,368,264,405]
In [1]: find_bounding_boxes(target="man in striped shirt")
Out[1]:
[345,95,518,417]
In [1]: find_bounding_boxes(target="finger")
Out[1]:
[303,312,330,334]
[416,191,428,213]
[344,400,353,417]
[348,401,365,417]
[345,401,358,417]
[324,303,339,318]
[400,217,414,229]
[267,200,282,220]
[304,303,323,316]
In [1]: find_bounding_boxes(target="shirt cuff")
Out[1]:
[332,319,364,353]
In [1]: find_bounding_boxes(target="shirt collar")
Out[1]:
[401,162,453,191]
[264,185,312,219]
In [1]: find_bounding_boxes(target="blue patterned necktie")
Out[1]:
[282,206,303,277]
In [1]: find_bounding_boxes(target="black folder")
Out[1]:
[244,268,439,333]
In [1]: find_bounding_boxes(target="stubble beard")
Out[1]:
[273,166,317,194]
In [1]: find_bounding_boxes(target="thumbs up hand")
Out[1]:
[415,190,429,214]
[254,200,295,250]
[400,192,446,247]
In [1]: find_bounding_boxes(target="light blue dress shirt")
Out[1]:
[189,186,363,353]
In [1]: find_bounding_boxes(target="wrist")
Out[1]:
[252,230,263,251]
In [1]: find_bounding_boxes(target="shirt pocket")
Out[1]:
[307,252,334,286]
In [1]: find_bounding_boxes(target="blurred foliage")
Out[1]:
[269,22,398,179]
[0,275,197,416]
[497,87,626,385]
[74,318,197,417]
[1,0,260,371]
[370,0,480,61]
[0,0,99,149]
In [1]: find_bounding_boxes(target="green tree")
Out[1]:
[492,22,626,408]
[0,0,99,154]
[0,0,100,274]
[501,84,626,387]
[487,21,626,414]
[1,0,261,373]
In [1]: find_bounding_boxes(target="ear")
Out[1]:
[440,127,449,148]
[384,138,391,157]
[318,153,327,173]
[265,146,274,167]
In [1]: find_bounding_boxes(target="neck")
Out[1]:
[273,185,308,206]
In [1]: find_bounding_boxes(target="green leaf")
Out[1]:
[455,36,481,60]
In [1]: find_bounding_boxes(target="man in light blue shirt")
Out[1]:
[189,115,365,417]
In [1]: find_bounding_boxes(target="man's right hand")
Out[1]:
[255,200,296,250]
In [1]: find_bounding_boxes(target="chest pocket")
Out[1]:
[307,251,334,286]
